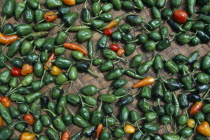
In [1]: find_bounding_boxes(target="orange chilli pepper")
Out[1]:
[0,33,18,45]
[61,131,71,140]
[62,0,76,5]
[124,124,136,134]
[23,114,35,125]
[96,124,103,139]
[189,90,210,115]
[0,116,3,127]
[133,77,156,88]
[21,64,33,76]
[44,53,55,70]
[117,48,125,57]
[189,101,203,115]
[196,121,210,137]
[20,132,36,140]
[1,97,11,107]
[63,43,88,55]
[44,12,58,22]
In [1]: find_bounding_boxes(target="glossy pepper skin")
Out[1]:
[173,10,188,24]
[197,121,210,137]
[20,132,36,140]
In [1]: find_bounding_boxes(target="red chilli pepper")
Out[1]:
[110,44,120,52]
[103,28,112,36]
[173,10,188,24]
[11,67,21,77]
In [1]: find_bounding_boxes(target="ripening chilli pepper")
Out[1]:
[20,132,36,140]
[44,12,58,22]
[0,97,11,108]
[117,48,125,57]
[61,131,71,140]
[133,77,156,88]
[62,0,76,5]
[0,116,3,127]
[44,53,55,70]
[196,121,210,137]
[23,114,35,125]
[189,101,203,115]
[21,64,33,76]
[96,124,103,139]
[0,33,18,45]
[124,124,136,134]
[63,43,88,55]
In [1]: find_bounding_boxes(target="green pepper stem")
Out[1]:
[66,106,75,116]
[87,69,98,78]
[9,121,28,129]
[0,16,6,29]
[43,109,56,117]
[202,89,210,101]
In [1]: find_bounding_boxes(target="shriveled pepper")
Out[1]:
[21,64,33,76]
[61,131,71,140]
[20,132,36,140]
[0,33,18,45]
[63,43,88,55]
[0,97,11,108]
[133,77,156,88]
[197,121,210,137]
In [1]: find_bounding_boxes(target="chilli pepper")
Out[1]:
[20,132,36,140]
[96,124,103,139]
[100,15,127,30]
[173,10,190,24]
[124,124,136,134]
[23,114,35,125]
[0,97,11,108]
[0,33,18,45]
[21,63,33,76]
[197,121,210,137]
[1,0,15,27]
[44,12,58,22]
[133,77,156,88]
[62,0,76,6]
[61,131,71,140]
[0,116,3,127]
[117,48,125,57]
[63,43,88,55]
[44,53,55,70]
[187,118,195,128]
[103,28,112,36]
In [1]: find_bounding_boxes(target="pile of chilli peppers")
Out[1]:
[0,0,210,139]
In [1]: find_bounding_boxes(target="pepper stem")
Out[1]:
[43,109,56,117]
[87,69,98,78]
[202,89,210,101]
[66,106,75,116]
[9,121,28,129]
